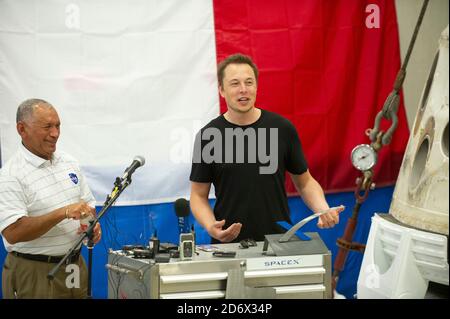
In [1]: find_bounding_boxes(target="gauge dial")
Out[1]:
[351,144,377,171]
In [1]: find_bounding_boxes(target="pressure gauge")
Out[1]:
[351,144,377,171]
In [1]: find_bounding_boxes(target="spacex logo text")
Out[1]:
[264,259,300,267]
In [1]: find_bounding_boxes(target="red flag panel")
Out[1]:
[213,0,410,193]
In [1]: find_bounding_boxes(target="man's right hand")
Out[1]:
[208,220,242,243]
[65,201,96,220]
[2,201,96,245]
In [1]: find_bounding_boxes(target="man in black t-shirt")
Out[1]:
[189,53,344,243]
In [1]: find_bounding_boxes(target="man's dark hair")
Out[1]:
[217,53,259,87]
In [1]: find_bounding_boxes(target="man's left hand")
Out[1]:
[317,206,345,229]
[91,222,102,244]
[77,221,102,244]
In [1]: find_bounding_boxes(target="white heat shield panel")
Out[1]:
[389,26,449,235]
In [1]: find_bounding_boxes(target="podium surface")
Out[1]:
[107,232,331,299]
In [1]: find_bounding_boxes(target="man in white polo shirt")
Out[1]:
[0,98,102,298]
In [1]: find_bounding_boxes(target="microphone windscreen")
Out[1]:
[134,155,146,166]
[174,198,190,217]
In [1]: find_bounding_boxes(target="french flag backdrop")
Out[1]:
[0,0,409,298]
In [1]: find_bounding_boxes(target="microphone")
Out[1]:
[174,198,191,237]
[121,156,145,181]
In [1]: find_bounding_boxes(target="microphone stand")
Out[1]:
[47,175,132,299]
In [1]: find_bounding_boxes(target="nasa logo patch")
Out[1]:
[69,173,78,184]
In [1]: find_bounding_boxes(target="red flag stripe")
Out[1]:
[213,0,409,193]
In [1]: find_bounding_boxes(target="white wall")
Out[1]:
[395,0,449,129]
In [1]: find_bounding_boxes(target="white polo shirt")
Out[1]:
[0,144,95,255]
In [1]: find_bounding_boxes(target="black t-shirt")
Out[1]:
[190,109,308,243]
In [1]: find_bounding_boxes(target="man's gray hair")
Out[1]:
[16,98,52,123]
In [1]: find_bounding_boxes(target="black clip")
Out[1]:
[247,239,257,247]
[239,240,249,249]
[239,239,257,249]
